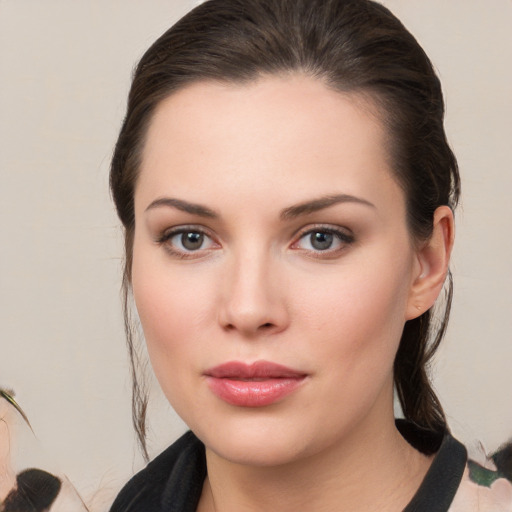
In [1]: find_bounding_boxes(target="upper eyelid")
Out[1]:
[157,224,215,240]
[292,223,353,239]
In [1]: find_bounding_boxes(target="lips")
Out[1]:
[204,361,307,407]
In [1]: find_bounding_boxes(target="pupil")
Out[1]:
[311,232,333,250]
[182,232,203,250]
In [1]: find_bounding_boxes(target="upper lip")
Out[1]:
[204,360,306,379]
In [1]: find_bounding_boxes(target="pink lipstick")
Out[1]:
[204,361,307,407]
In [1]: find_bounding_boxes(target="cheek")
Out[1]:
[132,275,199,415]
[130,247,214,387]
[133,273,198,345]
[299,258,411,338]
[294,250,413,378]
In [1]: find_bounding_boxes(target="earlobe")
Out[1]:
[406,206,455,320]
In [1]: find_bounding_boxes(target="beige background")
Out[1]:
[1,0,511,502]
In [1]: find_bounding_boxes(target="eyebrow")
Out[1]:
[145,197,218,218]
[280,194,375,220]
[145,193,375,220]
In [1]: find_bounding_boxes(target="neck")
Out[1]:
[198,401,433,512]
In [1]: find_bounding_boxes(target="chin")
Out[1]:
[207,434,309,467]
[189,410,324,468]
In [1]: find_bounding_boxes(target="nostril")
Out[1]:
[260,322,274,330]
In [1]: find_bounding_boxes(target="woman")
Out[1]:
[108,0,511,510]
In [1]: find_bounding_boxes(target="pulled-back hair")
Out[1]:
[110,0,460,459]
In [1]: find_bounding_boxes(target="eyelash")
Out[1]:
[155,224,355,259]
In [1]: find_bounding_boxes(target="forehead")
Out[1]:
[137,75,400,213]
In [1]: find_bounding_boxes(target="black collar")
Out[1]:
[398,420,467,512]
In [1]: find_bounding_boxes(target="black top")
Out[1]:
[110,421,467,512]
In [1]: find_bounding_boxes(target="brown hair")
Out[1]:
[110,0,460,459]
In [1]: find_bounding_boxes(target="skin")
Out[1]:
[131,75,454,511]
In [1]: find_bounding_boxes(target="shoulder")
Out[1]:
[399,421,512,511]
[450,468,512,512]
[109,431,206,512]
[450,440,512,512]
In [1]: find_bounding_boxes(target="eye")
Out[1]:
[157,227,218,257]
[306,231,336,251]
[173,231,209,251]
[292,227,354,254]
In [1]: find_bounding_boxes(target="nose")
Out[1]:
[218,249,289,337]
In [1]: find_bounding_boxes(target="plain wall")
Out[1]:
[1,0,511,503]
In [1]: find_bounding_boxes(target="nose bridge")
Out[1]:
[219,242,287,335]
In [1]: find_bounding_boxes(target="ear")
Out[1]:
[406,206,455,320]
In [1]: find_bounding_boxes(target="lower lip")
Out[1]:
[206,376,305,407]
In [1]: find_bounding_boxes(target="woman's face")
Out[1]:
[132,75,423,466]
